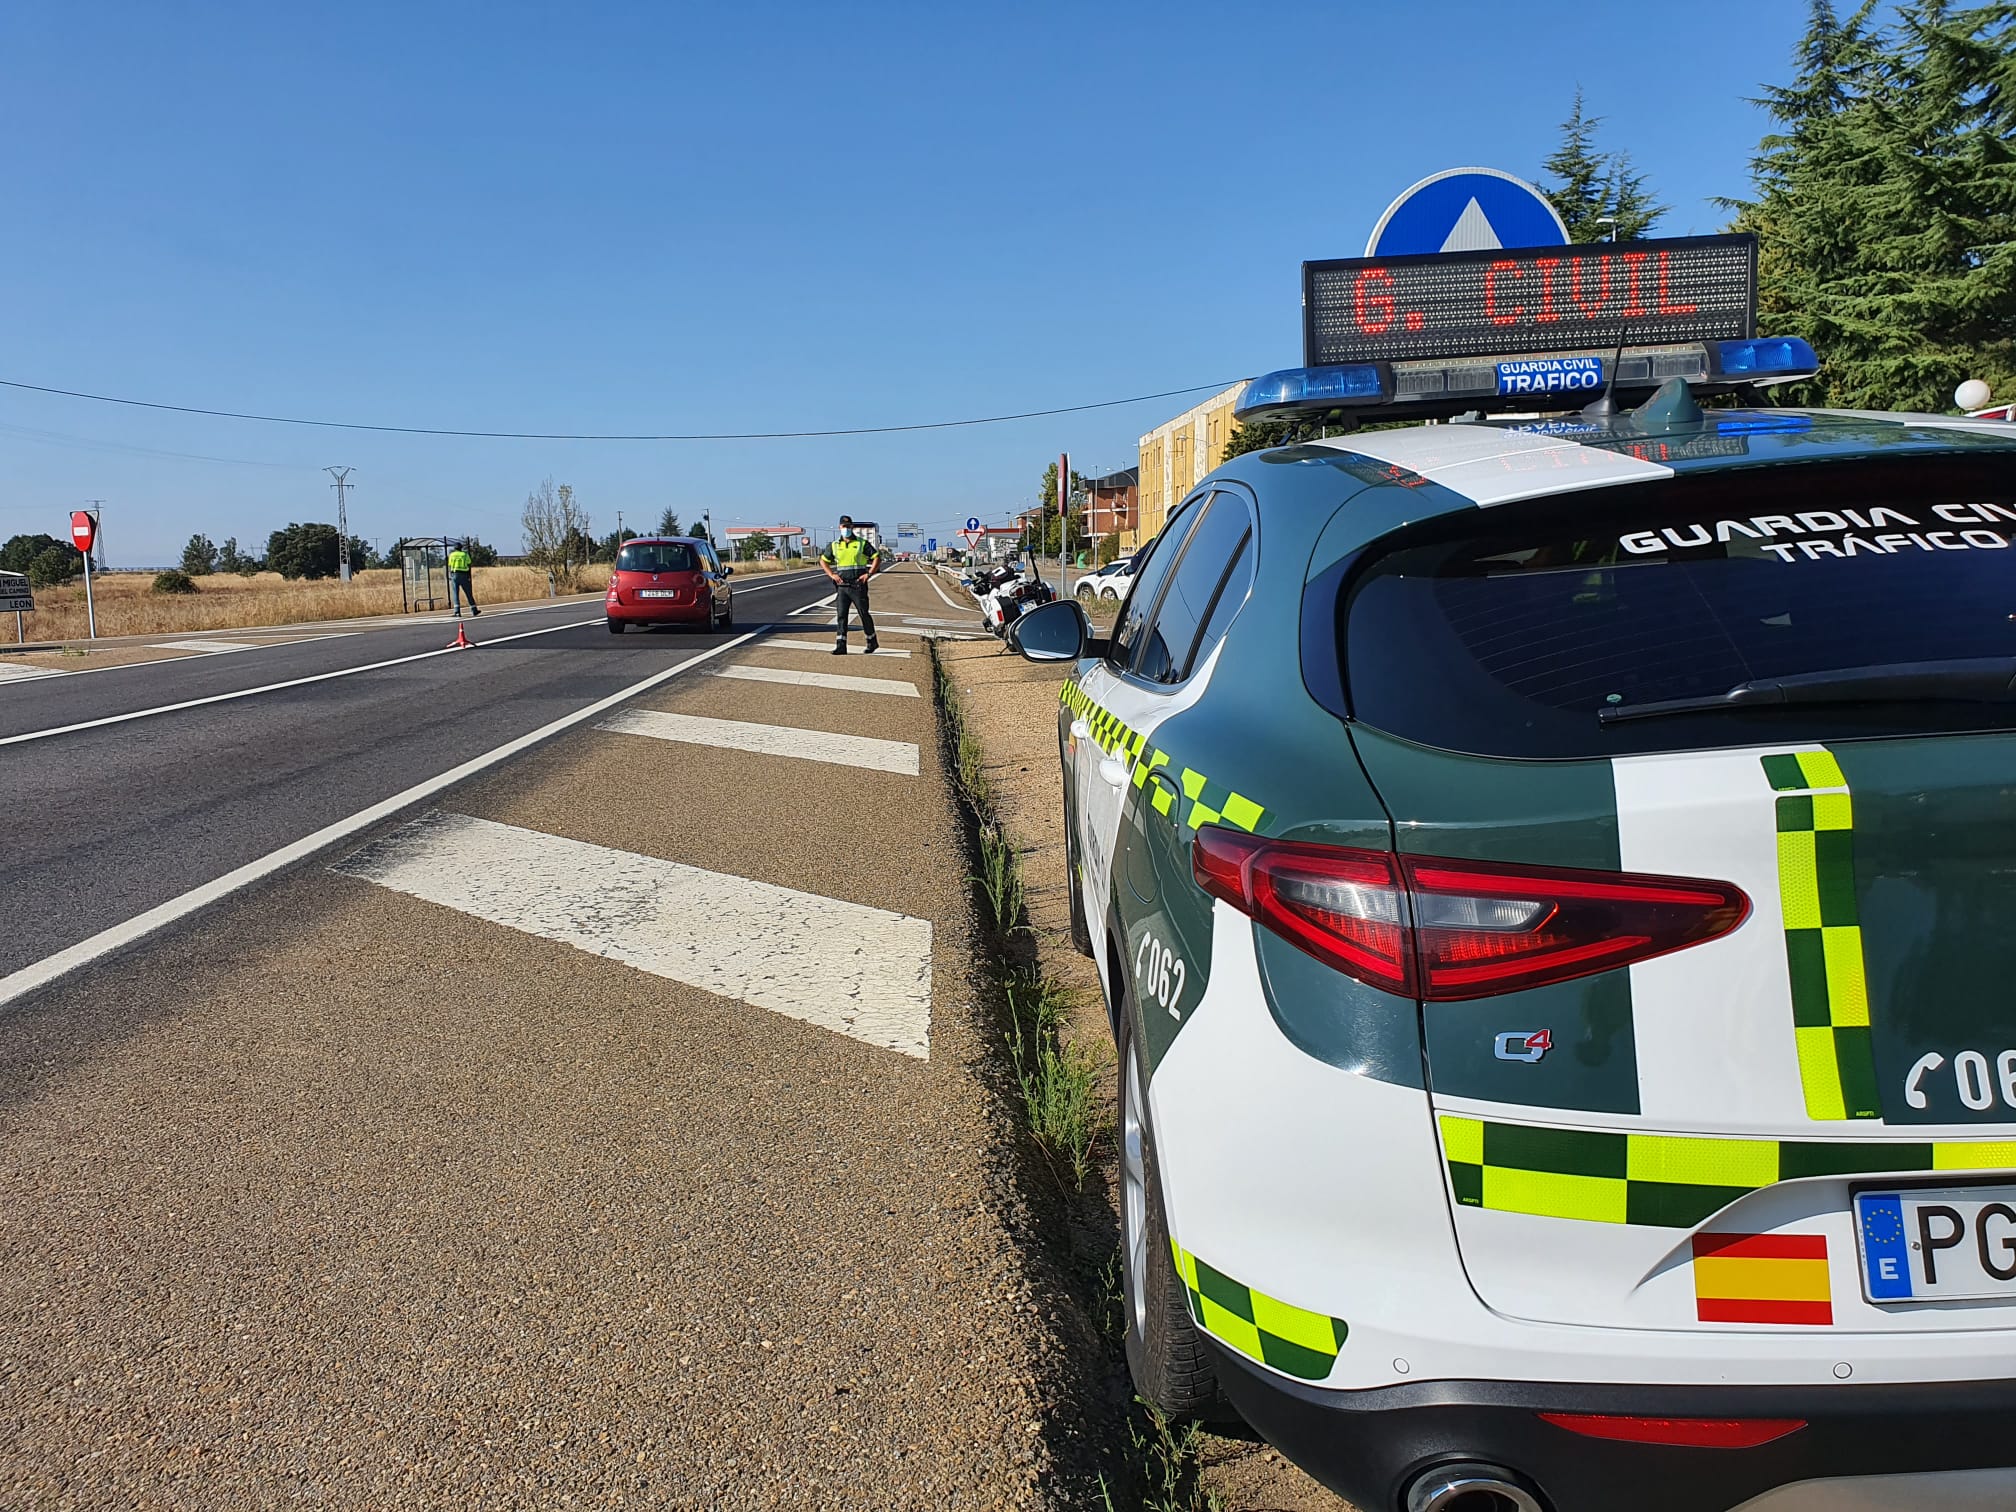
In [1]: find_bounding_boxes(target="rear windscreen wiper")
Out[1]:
[1597,657,2016,725]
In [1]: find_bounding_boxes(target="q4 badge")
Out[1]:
[1493,1030,1553,1064]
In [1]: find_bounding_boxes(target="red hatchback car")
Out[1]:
[605,536,734,633]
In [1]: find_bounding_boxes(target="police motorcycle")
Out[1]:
[976,559,1056,638]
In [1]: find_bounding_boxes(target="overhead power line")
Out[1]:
[0,376,1249,442]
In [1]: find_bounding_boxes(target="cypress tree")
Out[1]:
[1733,0,2015,409]
[1543,92,1669,242]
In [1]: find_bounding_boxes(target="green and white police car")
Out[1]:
[1012,341,2016,1510]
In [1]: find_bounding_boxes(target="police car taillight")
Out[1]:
[1192,830,1749,1001]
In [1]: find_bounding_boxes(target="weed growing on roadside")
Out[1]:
[1003,969,1101,1188]
[973,822,1027,937]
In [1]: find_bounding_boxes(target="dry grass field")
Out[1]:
[9,558,806,643]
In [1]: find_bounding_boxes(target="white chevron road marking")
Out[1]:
[599,707,919,775]
[711,664,919,698]
[333,813,932,1058]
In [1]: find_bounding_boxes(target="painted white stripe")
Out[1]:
[1314,424,1673,506]
[0,661,62,681]
[893,616,980,628]
[335,812,931,1058]
[1613,746,1809,1132]
[0,630,764,1010]
[0,616,603,748]
[713,664,919,698]
[599,707,919,775]
[753,638,911,658]
[918,567,970,611]
[792,593,839,615]
[151,639,262,653]
[813,623,984,640]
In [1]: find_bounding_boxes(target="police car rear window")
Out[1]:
[617,542,699,573]
[1341,456,2016,759]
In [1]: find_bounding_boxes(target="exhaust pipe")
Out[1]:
[1404,1462,1545,1512]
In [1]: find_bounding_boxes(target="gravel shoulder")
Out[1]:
[935,623,1353,1512]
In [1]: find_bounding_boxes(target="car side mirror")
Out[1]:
[1011,598,1089,663]
[722,565,734,576]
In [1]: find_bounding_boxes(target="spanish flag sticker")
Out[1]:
[1692,1232,1833,1326]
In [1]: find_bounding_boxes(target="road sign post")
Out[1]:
[0,570,31,643]
[70,510,98,640]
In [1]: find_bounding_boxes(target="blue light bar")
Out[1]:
[1237,364,1384,420]
[1717,337,1819,380]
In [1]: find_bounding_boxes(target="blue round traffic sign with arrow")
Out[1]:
[1366,167,1569,258]
[965,516,982,532]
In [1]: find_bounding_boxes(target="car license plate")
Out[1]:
[1854,1184,2016,1302]
[638,590,679,599]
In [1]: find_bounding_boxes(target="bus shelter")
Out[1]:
[400,538,450,612]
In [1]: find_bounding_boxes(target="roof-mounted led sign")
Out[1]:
[1302,233,1757,368]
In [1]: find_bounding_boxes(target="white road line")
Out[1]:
[752,638,911,658]
[810,622,986,641]
[918,568,971,611]
[791,592,839,616]
[150,639,263,653]
[0,662,63,681]
[0,616,608,748]
[712,664,919,698]
[334,812,931,1059]
[599,707,919,775]
[0,630,766,1011]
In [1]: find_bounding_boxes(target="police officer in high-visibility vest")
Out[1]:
[448,542,480,618]
[820,515,885,654]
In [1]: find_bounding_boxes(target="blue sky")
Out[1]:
[1,1,1821,566]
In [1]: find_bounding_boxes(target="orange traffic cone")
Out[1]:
[447,621,474,650]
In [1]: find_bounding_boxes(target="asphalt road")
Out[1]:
[0,570,832,982]
[0,565,1084,1510]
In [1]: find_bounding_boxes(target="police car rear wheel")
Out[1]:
[1063,798,1094,959]
[1119,1015,1222,1418]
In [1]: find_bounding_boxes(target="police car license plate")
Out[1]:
[639,590,680,598]
[1854,1185,2016,1302]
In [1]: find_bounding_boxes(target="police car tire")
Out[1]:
[1063,797,1094,959]
[1119,1014,1224,1420]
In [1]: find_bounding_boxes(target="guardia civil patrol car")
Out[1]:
[1012,332,2016,1510]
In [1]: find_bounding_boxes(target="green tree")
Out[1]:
[1541,89,1668,242]
[1730,0,2016,409]
[1,533,82,587]
[151,570,199,595]
[1038,460,1084,514]
[1,533,69,575]
[216,536,254,574]
[657,509,683,536]
[464,538,499,567]
[346,536,376,572]
[265,522,342,580]
[736,529,775,561]
[688,517,711,544]
[180,533,219,576]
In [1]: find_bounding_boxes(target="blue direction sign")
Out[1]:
[964,516,982,532]
[1367,167,1569,258]
[927,537,937,552]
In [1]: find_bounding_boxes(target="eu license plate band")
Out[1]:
[1857,1192,1913,1299]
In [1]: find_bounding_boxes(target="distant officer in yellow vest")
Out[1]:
[820,515,885,654]
[448,543,480,618]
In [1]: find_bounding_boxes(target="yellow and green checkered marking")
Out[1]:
[1170,1241,1347,1380]
[1060,681,1268,835]
[1441,1114,2016,1227]
[1763,750,1880,1121]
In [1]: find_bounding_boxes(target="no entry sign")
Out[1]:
[70,511,97,553]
